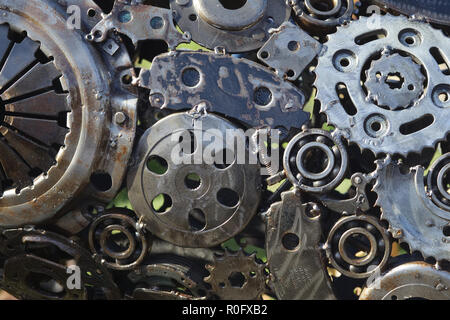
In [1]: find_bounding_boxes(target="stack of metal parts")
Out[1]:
[0,0,448,300]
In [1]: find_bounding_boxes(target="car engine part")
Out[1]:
[169,0,291,52]
[127,112,261,248]
[265,190,336,299]
[289,0,356,30]
[204,249,266,300]
[257,21,323,80]
[139,51,309,131]
[360,261,450,300]
[0,0,136,227]
[282,129,348,193]
[88,208,150,270]
[324,214,391,279]
[371,0,450,26]
[315,14,450,156]
[0,0,448,301]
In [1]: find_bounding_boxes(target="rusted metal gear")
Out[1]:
[169,0,291,53]
[373,156,450,262]
[315,13,450,156]
[204,249,267,300]
[0,0,137,227]
[127,112,262,248]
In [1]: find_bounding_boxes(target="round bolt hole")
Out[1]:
[150,16,164,29]
[371,122,381,132]
[444,226,450,237]
[122,75,132,85]
[228,272,246,288]
[254,87,272,106]
[439,92,449,102]
[147,155,168,175]
[90,172,112,192]
[189,14,197,21]
[118,10,132,23]
[87,9,96,18]
[181,67,201,87]
[260,51,269,59]
[185,173,201,190]
[286,69,295,78]
[282,233,300,251]
[288,40,300,52]
[405,37,415,45]
[340,58,350,67]
[217,188,240,208]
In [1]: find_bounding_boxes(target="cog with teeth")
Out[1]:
[373,156,450,262]
[204,250,267,300]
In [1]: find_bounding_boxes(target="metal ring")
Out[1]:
[296,141,336,180]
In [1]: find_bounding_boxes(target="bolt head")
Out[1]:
[114,112,127,125]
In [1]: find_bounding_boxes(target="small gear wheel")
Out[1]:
[204,250,267,300]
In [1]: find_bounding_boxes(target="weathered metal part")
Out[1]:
[364,53,425,110]
[289,0,355,30]
[129,255,208,300]
[360,261,450,300]
[170,0,291,53]
[149,238,216,264]
[315,14,450,156]
[88,208,150,270]
[87,2,191,49]
[139,51,309,131]
[324,215,391,279]
[2,254,86,300]
[0,0,136,226]
[204,249,266,300]
[283,129,348,193]
[128,112,261,248]
[427,153,450,211]
[373,156,450,261]
[319,172,372,213]
[0,228,120,300]
[372,0,450,27]
[257,21,323,80]
[265,190,336,300]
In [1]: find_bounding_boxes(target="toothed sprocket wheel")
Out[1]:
[373,156,450,262]
[315,14,450,156]
[204,250,266,300]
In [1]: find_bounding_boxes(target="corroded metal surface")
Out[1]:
[0,0,448,301]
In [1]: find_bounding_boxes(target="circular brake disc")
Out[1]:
[315,14,450,156]
[128,112,261,248]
